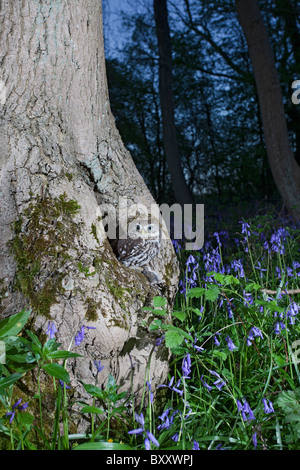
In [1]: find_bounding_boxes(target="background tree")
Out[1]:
[235,0,300,219]
[0,0,178,427]
[105,0,300,222]
[153,0,193,206]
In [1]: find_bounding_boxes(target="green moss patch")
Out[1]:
[9,193,81,317]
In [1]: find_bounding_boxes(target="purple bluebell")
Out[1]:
[94,359,104,373]
[46,321,57,339]
[240,221,251,237]
[146,380,154,403]
[192,440,200,450]
[274,321,286,335]
[262,398,274,414]
[231,259,245,278]
[225,335,237,351]
[214,333,221,346]
[158,376,183,396]
[236,398,255,421]
[209,370,226,390]
[129,412,159,450]
[75,325,96,345]
[247,326,263,346]
[200,375,212,392]
[252,432,257,449]
[59,380,71,389]
[6,399,29,423]
[182,354,192,378]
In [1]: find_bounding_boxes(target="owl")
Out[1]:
[110,219,161,283]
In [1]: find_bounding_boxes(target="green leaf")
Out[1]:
[41,363,70,383]
[245,282,261,292]
[25,330,43,353]
[47,350,82,360]
[0,372,23,389]
[0,310,31,339]
[82,382,104,399]
[186,287,205,298]
[153,296,167,308]
[80,405,104,415]
[18,412,34,429]
[204,285,220,302]
[164,326,192,349]
[73,441,132,450]
[172,310,186,322]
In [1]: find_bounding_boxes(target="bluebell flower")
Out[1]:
[59,379,71,389]
[227,302,234,319]
[94,359,104,373]
[231,259,245,278]
[6,399,29,424]
[225,335,237,351]
[262,398,274,414]
[75,325,96,345]
[200,375,212,392]
[252,432,257,449]
[192,440,200,450]
[274,321,286,335]
[157,408,178,431]
[146,381,154,404]
[236,398,255,421]
[129,413,159,450]
[182,354,192,378]
[46,321,57,339]
[240,221,251,236]
[209,370,226,390]
[247,326,263,346]
[158,376,183,396]
[214,333,221,346]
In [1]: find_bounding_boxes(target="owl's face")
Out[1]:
[127,220,160,240]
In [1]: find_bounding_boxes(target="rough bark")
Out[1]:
[154,0,194,206]
[235,0,300,219]
[0,0,179,429]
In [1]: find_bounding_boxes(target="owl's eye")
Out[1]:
[136,224,141,231]
[147,225,152,231]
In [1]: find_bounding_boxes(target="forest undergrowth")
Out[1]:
[0,210,300,450]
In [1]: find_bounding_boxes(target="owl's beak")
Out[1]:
[140,228,147,236]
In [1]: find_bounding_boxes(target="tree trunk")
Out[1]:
[154,0,194,206]
[235,0,300,219]
[0,0,179,429]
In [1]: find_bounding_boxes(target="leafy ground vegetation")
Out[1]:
[0,210,299,450]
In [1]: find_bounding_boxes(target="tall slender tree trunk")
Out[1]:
[154,0,194,206]
[0,0,178,428]
[235,0,300,219]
